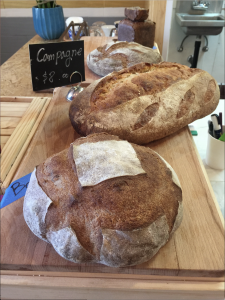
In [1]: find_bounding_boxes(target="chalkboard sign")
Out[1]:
[29,41,85,91]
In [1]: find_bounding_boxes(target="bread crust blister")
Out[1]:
[23,133,183,267]
[69,62,220,145]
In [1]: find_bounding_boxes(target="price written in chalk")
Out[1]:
[29,40,85,91]
[36,72,69,84]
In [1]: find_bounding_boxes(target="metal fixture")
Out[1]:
[187,41,201,68]
[66,71,84,102]
[192,1,210,11]
[177,35,190,52]
[178,35,209,53]
[187,55,193,65]
[202,35,209,51]
[175,13,224,36]
[110,28,117,37]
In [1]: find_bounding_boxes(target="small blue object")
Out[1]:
[0,173,32,209]
[68,30,83,40]
[152,46,157,50]
[32,6,65,40]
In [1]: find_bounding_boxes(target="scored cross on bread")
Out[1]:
[24,133,183,267]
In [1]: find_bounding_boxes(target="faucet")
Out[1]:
[192,1,210,11]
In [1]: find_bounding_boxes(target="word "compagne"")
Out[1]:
[36,48,83,67]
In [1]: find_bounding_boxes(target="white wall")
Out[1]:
[167,0,225,83]
[1,7,125,17]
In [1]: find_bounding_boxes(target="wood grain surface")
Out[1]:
[1,273,224,300]
[0,99,32,150]
[0,96,51,193]
[0,98,35,150]
[0,36,159,98]
[0,36,113,97]
[1,87,224,278]
[146,0,167,54]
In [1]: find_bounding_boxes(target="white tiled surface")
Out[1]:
[191,100,225,217]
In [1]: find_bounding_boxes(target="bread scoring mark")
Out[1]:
[204,79,216,103]
[96,41,138,54]
[176,87,195,119]
[108,53,128,68]
[132,103,159,131]
[100,215,170,267]
[94,42,142,69]
[46,226,95,263]
[131,49,144,54]
[153,151,181,189]
[28,133,183,262]
[90,62,201,112]
[171,201,183,236]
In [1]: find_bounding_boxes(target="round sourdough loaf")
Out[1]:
[69,62,220,145]
[87,41,162,77]
[23,133,183,267]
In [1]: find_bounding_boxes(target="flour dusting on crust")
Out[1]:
[73,140,146,187]
[23,168,52,242]
[171,201,183,236]
[100,215,170,267]
[153,151,181,189]
[46,226,94,263]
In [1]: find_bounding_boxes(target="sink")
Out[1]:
[176,13,225,35]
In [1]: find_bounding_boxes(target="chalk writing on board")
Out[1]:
[36,48,82,67]
[43,71,55,84]
[11,181,29,196]
[29,40,85,91]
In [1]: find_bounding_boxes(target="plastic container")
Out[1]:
[206,125,225,170]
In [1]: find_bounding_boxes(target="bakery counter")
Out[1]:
[0,36,113,98]
[1,36,224,300]
[0,35,160,98]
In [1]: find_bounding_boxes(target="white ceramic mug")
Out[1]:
[101,25,115,37]
[206,125,225,170]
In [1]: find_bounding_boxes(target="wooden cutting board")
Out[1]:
[1,87,224,278]
[0,96,51,193]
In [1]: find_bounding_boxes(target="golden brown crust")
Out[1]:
[36,133,182,259]
[69,62,219,144]
[90,62,201,112]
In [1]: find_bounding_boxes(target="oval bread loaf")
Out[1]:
[69,62,220,145]
[23,133,183,267]
[87,41,163,77]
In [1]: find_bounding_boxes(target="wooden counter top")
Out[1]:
[1,35,224,300]
[1,35,160,98]
[0,35,113,97]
